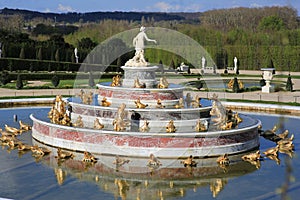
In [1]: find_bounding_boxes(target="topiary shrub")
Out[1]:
[16,74,23,89]
[88,71,95,87]
[232,77,240,93]
[51,74,60,87]
[286,74,293,92]
[0,71,10,85]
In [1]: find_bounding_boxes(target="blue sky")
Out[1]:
[0,0,299,14]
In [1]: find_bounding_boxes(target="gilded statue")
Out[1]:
[111,75,121,87]
[209,94,227,130]
[113,103,128,131]
[61,113,71,126]
[191,95,202,108]
[156,98,165,108]
[157,76,169,89]
[101,97,111,107]
[139,120,150,132]
[94,118,104,130]
[166,120,176,133]
[195,119,208,132]
[133,78,146,88]
[134,97,148,109]
[174,98,184,109]
[73,115,84,127]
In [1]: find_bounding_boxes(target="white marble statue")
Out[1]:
[74,48,78,63]
[125,26,157,67]
[201,56,206,69]
[234,56,238,73]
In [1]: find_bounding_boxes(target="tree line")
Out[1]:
[0,6,299,72]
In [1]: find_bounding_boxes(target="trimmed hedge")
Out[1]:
[0,57,120,73]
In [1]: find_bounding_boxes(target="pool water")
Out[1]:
[0,107,299,200]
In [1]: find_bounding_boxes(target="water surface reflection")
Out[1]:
[0,107,299,200]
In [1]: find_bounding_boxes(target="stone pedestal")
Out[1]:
[261,68,275,93]
[121,66,158,88]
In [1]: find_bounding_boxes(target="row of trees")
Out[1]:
[0,6,299,71]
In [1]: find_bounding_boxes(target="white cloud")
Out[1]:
[152,1,202,12]
[182,3,202,12]
[250,3,263,8]
[44,8,51,13]
[154,2,174,12]
[57,4,75,12]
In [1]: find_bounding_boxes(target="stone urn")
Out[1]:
[261,68,275,93]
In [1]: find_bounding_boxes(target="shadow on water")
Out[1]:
[0,107,299,200]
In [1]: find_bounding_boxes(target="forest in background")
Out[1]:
[0,6,299,71]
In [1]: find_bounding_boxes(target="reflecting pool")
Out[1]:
[0,107,299,200]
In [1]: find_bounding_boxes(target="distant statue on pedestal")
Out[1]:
[234,57,238,74]
[125,26,157,67]
[201,57,206,69]
[74,48,79,63]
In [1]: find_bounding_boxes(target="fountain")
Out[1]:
[30,27,261,159]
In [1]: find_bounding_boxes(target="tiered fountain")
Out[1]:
[30,27,261,159]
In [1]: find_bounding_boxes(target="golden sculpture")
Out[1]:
[51,108,61,124]
[94,118,104,130]
[134,97,148,109]
[82,151,97,163]
[55,147,74,160]
[227,78,244,89]
[195,119,207,132]
[133,78,146,88]
[263,145,279,157]
[49,95,70,125]
[73,116,84,127]
[220,121,233,130]
[210,94,227,129]
[157,76,169,89]
[277,134,294,156]
[233,112,243,124]
[17,142,32,151]
[19,120,31,131]
[113,103,128,131]
[80,90,93,105]
[113,155,130,166]
[111,75,121,87]
[210,94,244,130]
[185,93,193,108]
[5,124,21,135]
[30,145,51,156]
[241,150,261,161]
[166,120,176,133]
[156,99,165,108]
[139,120,150,132]
[277,130,289,139]
[180,155,197,167]
[216,154,230,166]
[191,95,202,108]
[101,97,111,107]
[61,113,71,126]
[48,106,55,120]
[147,153,162,167]
[113,119,127,132]
[174,98,184,109]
